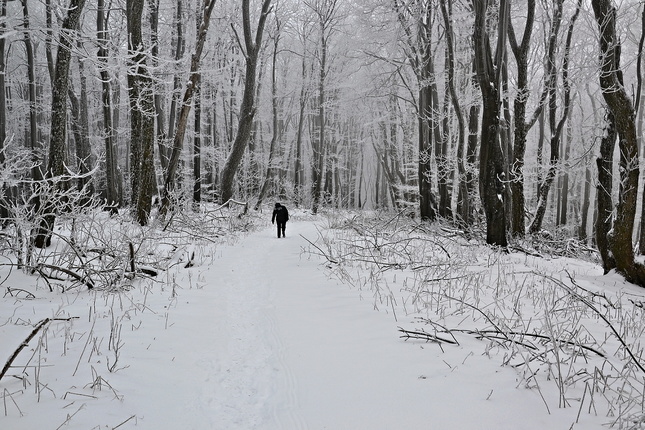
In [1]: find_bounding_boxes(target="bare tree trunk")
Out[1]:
[34,0,86,248]
[559,115,572,226]
[529,0,580,233]
[165,0,186,170]
[67,49,94,205]
[0,0,7,222]
[193,80,202,205]
[160,0,218,216]
[637,3,645,254]
[126,0,156,225]
[148,0,168,173]
[472,0,509,247]
[309,1,339,214]
[294,54,307,207]
[592,0,645,286]
[97,0,118,213]
[595,111,616,272]
[256,20,281,210]
[507,0,537,237]
[21,0,42,184]
[219,0,273,204]
[440,0,465,226]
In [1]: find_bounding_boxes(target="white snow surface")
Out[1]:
[0,215,634,429]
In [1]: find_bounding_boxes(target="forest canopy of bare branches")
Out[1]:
[3,0,645,284]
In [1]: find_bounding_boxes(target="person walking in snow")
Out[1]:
[272,203,289,238]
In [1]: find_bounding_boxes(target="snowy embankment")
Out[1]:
[0,210,642,429]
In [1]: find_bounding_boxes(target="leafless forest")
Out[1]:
[2,1,645,284]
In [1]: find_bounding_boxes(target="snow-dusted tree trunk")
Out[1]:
[160,0,218,216]
[98,0,119,213]
[592,0,645,286]
[529,0,581,234]
[472,0,509,248]
[219,0,272,204]
[507,0,539,237]
[0,0,7,221]
[34,0,87,248]
[255,18,282,210]
[126,0,156,225]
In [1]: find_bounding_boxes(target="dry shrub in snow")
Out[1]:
[313,210,645,428]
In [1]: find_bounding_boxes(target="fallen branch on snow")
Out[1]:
[0,317,78,382]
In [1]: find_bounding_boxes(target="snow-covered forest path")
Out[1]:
[131,219,440,429]
[113,217,602,430]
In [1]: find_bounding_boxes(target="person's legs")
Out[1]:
[281,222,286,237]
[276,223,281,238]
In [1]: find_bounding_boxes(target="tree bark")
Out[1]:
[21,0,43,184]
[472,0,509,247]
[34,0,87,248]
[440,0,465,225]
[160,0,217,216]
[126,0,156,225]
[97,0,119,213]
[592,0,645,286]
[529,0,580,233]
[219,0,273,204]
[0,0,7,222]
[256,20,282,210]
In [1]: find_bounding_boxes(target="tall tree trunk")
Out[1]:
[166,0,186,170]
[529,0,580,233]
[149,0,168,173]
[0,0,7,222]
[97,0,118,213]
[34,0,87,248]
[473,0,509,247]
[294,54,308,207]
[637,3,645,254]
[440,0,466,226]
[160,0,218,216]
[192,3,207,206]
[193,81,202,204]
[418,6,437,221]
[595,111,616,272]
[21,0,42,184]
[311,19,328,214]
[126,0,156,225]
[219,0,272,204]
[592,0,645,286]
[256,21,281,210]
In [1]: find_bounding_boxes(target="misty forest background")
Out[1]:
[2,0,645,284]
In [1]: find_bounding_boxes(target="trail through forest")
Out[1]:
[1,217,611,429]
[122,219,602,429]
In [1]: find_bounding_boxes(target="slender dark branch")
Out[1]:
[0,317,77,382]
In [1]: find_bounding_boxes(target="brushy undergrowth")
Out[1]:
[0,201,260,425]
[311,210,645,429]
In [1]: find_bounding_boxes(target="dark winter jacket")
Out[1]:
[272,204,289,224]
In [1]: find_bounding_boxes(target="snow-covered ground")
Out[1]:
[1,212,642,429]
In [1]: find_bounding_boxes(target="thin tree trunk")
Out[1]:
[126,0,156,225]
[529,0,580,233]
[98,0,118,213]
[160,0,218,216]
[219,0,272,204]
[0,0,7,221]
[149,0,168,173]
[34,0,87,248]
[256,22,281,210]
[21,0,42,184]
[440,0,466,226]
